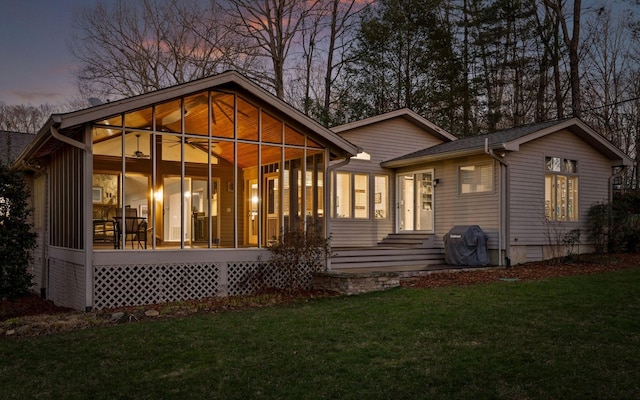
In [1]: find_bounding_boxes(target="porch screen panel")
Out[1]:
[237,97,258,141]
[262,145,282,246]
[122,134,151,230]
[50,144,84,249]
[210,91,235,139]
[125,107,152,130]
[156,134,183,247]
[217,141,236,247]
[237,142,258,247]
[155,99,182,133]
[305,151,324,231]
[262,112,283,144]
[285,147,304,231]
[184,92,209,135]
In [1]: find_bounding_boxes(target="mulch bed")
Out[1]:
[0,295,73,321]
[401,253,640,288]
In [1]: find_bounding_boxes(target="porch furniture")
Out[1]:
[192,211,208,242]
[114,208,148,249]
[93,219,115,243]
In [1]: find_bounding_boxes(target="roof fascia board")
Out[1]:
[12,117,56,168]
[58,73,239,129]
[56,71,357,157]
[504,118,633,165]
[381,148,488,168]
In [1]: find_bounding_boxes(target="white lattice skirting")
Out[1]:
[94,261,315,309]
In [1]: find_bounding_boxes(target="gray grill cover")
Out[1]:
[443,225,489,266]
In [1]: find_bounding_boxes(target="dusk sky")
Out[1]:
[0,0,101,107]
[0,0,634,108]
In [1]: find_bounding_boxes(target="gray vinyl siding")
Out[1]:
[401,154,501,250]
[340,118,446,164]
[508,128,612,247]
[331,118,446,247]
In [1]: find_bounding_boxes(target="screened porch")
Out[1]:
[91,89,327,250]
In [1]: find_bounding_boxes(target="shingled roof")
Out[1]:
[384,119,562,164]
[1,130,35,165]
[381,118,632,168]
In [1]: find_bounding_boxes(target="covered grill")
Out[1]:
[443,225,489,266]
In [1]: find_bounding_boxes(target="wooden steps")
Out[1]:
[330,246,444,272]
[377,233,433,247]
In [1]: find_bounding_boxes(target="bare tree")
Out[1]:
[70,0,251,100]
[544,0,582,117]
[290,0,367,124]
[582,8,633,149]
[225,0,321,99]
[0,103,57,134]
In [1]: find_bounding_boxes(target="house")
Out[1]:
[13,71,358,311]
[1,130,35,165]
[13,71,633,311]
[329,112,633,269]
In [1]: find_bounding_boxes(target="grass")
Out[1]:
[1,268,639,399]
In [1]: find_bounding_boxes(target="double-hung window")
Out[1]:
[335,172,369,219]
[545,157,578,221]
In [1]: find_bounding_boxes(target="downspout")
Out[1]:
[324,154,353,271]
[51,116,91,152]
[52,117,94,311]
[485,139,510,267]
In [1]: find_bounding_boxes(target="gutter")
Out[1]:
[51,115,91,152]
[485,139,510,267]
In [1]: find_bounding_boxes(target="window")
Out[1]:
[374,175,388,219]
[545,157,578,221]
[354,174,369,219]
[335,172,351,218]
[334,172,372,219]
[459,163,493,194]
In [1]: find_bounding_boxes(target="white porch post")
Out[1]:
[84,124,94,310]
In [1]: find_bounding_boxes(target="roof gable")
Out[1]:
[331,108,457,143]
[382,118,633,167]
[18,71,358,164]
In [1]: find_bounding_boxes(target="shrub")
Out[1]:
[0,164,36,299]
[587,203,609,253]
[587,192,640,253]
[265,225,331,294]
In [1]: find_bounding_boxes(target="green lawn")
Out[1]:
[1,269,639,399]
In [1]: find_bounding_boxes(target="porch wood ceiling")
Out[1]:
[93,93,322,169]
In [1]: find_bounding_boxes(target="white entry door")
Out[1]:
[397,170,434,232]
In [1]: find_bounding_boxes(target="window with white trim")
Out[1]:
[354,174,369,219]
[335,172,351,218]
[334,172,372,219]
[545,157,578,221]
[374,175,388,219]
[459,162,493,194]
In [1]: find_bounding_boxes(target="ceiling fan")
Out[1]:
[165,137,223,156]
[129,134,150,159]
